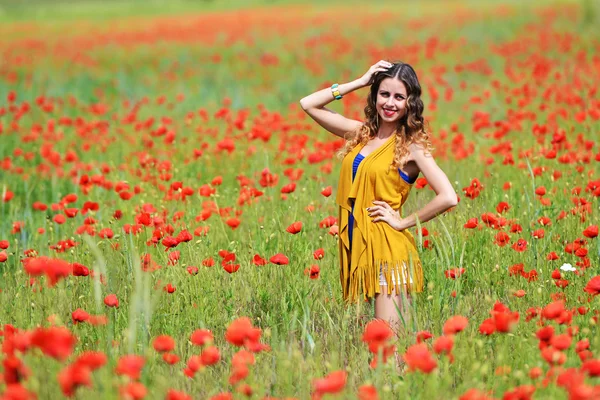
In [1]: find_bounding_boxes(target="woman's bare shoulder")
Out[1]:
[407,142,432,161]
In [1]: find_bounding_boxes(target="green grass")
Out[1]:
[0,0,599,399]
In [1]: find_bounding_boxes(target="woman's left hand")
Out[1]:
[367,200,405,231]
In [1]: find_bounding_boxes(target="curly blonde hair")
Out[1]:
[336,61,434,172]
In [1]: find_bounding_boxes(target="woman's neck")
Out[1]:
[376,123,396,139]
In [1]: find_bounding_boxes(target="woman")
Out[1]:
[299,60,458,347]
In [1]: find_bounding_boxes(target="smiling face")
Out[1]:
[375,77,408,125]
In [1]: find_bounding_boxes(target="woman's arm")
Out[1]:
[299,79,364,138]
[396,144,458,230]
[299,60,393,138]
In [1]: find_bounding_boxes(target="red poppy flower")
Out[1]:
[362,320,393,351]
[252,254,267,266]
[492,309,520,333]
[72,309,90,324]
[63,193,78,203]
[443,315,468,335]
[581,359,600,377]
[478,318,495,335]
[223,263,240,273]
[184,355,202,377]
[286,221,302,234]
[550,269,562,280]
[503,385,536,400]
[542,300,565,320]
[481,213,498,228]
[176,230,193,243]
[163,283,176,293]
[225,317,261,347]
[550,334,572,351]
[463,218,478,229]
[200,346,220,366]
[30,326,77,361]
[444,267,466,279]
[120,382,147,400]
[496,201,510,214]
[574,247,588,258]
[269,253,289,265]
[554,279,569,289]
[403,343,437,373]
[433,335,454,355]
[161,236,179,249]
[358,384,379,400]
[225,218,241,230]
[583,276,600,296]
[33,201,48,211]
[512,238,528,252]
[508,263,524,276]
[304,264,320,279]
[313,248,325,260]
[416,330,433,343]
[510,223,523,233]
[583,225,598,238]
[187,266,199,275]
[321,186,332,197]
[162,353,180,365]
[259,168,278,187]
[191,329,213,346]
[166,390,193,400]
[198,184,216,197]
[23,256,72,287]
[521,269,538,282]
[98,292,118,307]
[319,216,337,228]
[280,182,296,194]
[494,232,511,247]
[58,364,92,397]
[541,347,566,366]
[231,349,255,368]
[537,216,551,226]
[462,178,484,199]
[167,251,180,265]
[153,335,175,353]
[75,351,107,371]
[415,177,428,189]
[312,370,347,395]
[532,229,545,239]
[64,208,79,218]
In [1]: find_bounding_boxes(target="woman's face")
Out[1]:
[375,77,408,125]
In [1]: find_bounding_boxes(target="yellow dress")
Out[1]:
[335,134,424,302]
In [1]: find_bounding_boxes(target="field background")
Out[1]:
[0,0,599,399]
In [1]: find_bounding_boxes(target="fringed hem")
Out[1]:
[341,256,424,303]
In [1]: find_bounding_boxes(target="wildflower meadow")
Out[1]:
[0,0,599,399]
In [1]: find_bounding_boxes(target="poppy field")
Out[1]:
[1,0,600,399]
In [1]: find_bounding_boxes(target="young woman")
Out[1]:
[300,60,457,356]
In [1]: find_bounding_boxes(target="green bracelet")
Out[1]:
[331,83,343,100]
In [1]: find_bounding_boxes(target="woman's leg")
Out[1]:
[374,265,413,370]
[374,285,412,336]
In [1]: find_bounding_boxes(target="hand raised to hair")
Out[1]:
[358,60,393,87]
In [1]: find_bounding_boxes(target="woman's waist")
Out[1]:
[350,197,405,212]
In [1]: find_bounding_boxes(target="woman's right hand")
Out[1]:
[358,60,393,87]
